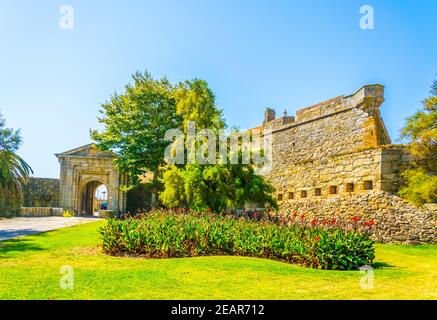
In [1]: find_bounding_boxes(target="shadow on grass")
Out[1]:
[0,229,44,242]
[0,234,46,257]
[372,261,395,269]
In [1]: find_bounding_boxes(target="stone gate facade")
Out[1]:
[55,144,127,214]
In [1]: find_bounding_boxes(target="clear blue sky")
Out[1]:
[0,0,436,178]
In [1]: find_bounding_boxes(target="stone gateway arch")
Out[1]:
[55,144,127,214]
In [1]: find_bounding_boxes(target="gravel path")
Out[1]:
[0,217,101,241]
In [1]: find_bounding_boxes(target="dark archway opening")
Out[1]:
[80,181,108,215]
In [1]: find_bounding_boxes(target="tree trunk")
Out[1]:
[150,170,158,209]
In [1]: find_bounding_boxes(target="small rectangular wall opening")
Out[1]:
[346,183,354,192]
[363,180,373,190]
[288,192,294,200]
[329,186,338,195]
[278,194,283,201]
[314,188,321,196]
[300,190,307,198]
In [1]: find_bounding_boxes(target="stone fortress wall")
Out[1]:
[261,84,401,197]
[255,84,436,243]
[23,177,60,208]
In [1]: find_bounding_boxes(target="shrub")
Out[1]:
[62,209,76,218]
[399,168,437,206]
[99,210,116,218]
[100,210,375,270]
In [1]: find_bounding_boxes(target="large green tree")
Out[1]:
[160,80,277,212]
[399,79,437,205]
[0,110,32,214]
[174,79,226,132]
[91,71,182,207]
[92,72,276,212]
[160,162,277,212]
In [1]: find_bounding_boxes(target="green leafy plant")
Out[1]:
[0,110,32,217]
[400,78,437,205]
[100,209,375,270]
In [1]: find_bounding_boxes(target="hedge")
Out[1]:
[100,210,375,270]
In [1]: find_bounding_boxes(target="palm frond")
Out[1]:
[0,150,33,198]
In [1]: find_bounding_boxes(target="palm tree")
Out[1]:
[0,149,33,198]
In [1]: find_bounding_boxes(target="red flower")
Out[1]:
[253,213,257,220]
[300,214,306,220]
[364,220,376,226]
[330,218,336,225]
[314,236,321,242]
[206,207,211,212]
[351,216,360,222]
[292,211,298,218]
[311,218,317,225]
[322,219,327,225]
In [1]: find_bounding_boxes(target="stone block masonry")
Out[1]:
[278,191,436,244]
[259,84,397,198]
[253,84,436,243]
[20,207,63,217]
[23,177,60,208]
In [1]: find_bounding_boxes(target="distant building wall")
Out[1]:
[23,177,60,208]
[0,194,22,217]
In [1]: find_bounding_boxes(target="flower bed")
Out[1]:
[100,209,375,270]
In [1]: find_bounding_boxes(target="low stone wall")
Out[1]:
[278,191,436,244]
[20,207,63,217]
[23,177,60,208]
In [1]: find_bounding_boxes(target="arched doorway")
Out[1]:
[56,144,127,214]
[94,184,108,214]
[79,181,109,216]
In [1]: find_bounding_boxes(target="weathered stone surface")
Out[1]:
[277,191,436,244]
[253,84,435,243]
[260,85,401,197]
[20,207,63,217]
[55,144,127,215]
[23,177,60,207]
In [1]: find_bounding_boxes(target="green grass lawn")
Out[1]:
[0,220,436,300]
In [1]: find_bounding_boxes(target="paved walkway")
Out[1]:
[0,217,101,241]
